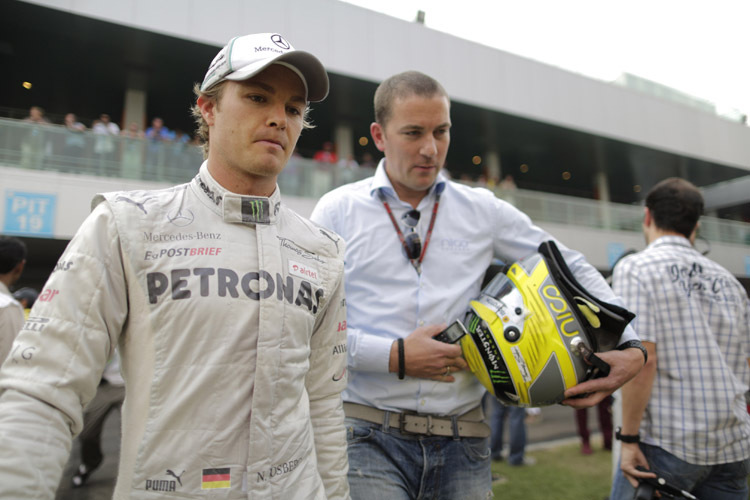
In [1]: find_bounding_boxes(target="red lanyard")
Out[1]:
[378,188,441,274]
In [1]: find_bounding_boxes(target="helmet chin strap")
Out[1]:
[571,337,610,379]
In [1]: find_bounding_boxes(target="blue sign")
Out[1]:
[607,242,627,269]
[3,190,57,236]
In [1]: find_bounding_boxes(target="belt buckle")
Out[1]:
[398,412,433,436]
[398,412,412,435]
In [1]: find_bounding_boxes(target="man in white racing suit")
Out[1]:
[0,33,350,499]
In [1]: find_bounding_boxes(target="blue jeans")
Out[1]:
[610,443,750,500]
[488,397,526,464]
[345,417,492,500]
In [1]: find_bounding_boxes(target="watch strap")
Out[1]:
[616,339,648,364]
[397,338,405,380]
[615,426,640,443]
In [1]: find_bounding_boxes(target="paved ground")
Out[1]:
[54,402,603,499]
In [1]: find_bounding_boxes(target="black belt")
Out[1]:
[344,402,490,438]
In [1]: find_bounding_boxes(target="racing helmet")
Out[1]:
[459,240,635,407]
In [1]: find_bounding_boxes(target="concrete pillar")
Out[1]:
[122,89,147,132]
[334,123,353,162]
[485,150,501,184]
[678,157,689,178]
[594,138,612,229]
[122,69,148,131]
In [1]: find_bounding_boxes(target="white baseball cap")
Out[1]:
[200,33,329,102]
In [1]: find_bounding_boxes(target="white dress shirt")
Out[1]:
[311,160,637,416]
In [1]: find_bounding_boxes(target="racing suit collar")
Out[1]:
[193,162,281,225]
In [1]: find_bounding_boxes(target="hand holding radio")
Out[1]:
[389,324,467,381]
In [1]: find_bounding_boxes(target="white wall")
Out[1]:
[4,166,748,276]
[22,0,750,171]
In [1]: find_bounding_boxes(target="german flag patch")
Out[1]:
[201,468,230,489]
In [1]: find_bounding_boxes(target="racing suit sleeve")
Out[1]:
[0,202,127,498]
[305,246,350,500]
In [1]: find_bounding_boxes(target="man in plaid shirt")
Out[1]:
[609,177,750,500]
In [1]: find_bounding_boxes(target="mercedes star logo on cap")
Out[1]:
[271,34,290,50]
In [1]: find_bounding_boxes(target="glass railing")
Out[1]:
[0,117,374,196]
[2,117,749,245]
[490,187,750,246]
[0,117,204,183]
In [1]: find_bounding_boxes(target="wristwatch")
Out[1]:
[615,426,640,443]
[616,340,648,364]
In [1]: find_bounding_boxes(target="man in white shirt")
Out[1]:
[0,236,26,364]
[311,70,645,499]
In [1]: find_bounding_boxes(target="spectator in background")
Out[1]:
[487,395,535,466]
[311,141,338,196]
[173,129,190,145]
[21,106,51,169]
[62,113,86,172]
[145,117,172,141]
[11,288,38,320]
[144,117,174,179]
[166,129,193,181]
[500,174,516,190]
[313,140,338,163]
[0,236,26,363]
[499,174,517,205]
[575,397,613,455]
[609,178,750,500]
[23,106,50,125]
[337,153,358,170]
[336,153,358,184]
[120,122,144,140]
[360,151,376,169]
[120,122,145,179]
[93,114,121,175]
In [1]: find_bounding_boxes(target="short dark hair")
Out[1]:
[645,177,704,239]
[0,236,27,274]
[374,71,448,126]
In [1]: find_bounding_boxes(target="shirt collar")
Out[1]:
[369,158,447,202]
[192,162,281,225]
[648,234,693,250]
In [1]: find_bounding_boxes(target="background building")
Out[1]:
[2,0,749,290]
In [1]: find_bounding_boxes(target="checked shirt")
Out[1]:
[612,235,750,465]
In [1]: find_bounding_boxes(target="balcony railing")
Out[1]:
[2,117,749,246]
[0,117,374,196]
